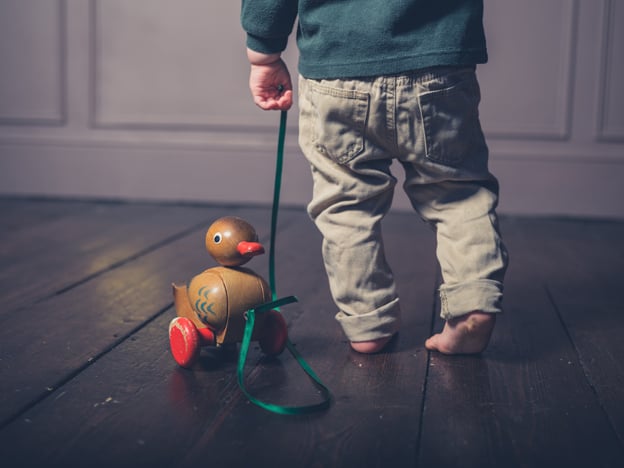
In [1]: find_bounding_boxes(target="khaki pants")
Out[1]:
[298,67,508,343]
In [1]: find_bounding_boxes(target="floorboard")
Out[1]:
[523,219,624,444]
[0,202,246,426]
[0,198,93,233]
[0,202,231,313]
[0,312,237,468]
[0,199,623,468]
[418,218,624,468]
[181,211,438,468]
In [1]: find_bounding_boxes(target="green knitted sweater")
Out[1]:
[241,0,488,79]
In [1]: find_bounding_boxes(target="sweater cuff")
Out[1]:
[246,33,288,55]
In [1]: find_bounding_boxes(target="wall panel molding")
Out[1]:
[89,0,275,132]
[480,0,578,141]
[596,0,624,142]
[2,141,624,219]
[1,1,624,219]
[0,0,66,126]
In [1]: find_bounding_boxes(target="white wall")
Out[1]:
[0,0,623,218]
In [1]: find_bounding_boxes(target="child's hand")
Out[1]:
[248,57,293,111]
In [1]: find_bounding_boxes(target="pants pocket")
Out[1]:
[306,80,369,164]
[418,72,486,167]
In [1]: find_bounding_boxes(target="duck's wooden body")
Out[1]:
[173,265,272,345]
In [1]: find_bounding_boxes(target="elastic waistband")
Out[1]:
[300,65,476,90]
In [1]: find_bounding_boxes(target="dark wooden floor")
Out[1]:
[0,198,623,468]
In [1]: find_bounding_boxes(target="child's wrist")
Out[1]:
[247,48,281,66]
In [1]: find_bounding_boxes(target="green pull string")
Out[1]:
[237,297,331,415]
[237,110,332,414]
[268,110,287,300]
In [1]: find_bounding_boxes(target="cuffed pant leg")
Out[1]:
[306,158,402,342]
[406,176,507,319]
[298,75,402,342]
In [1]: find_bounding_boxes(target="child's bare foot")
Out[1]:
[350,335,393,354]
[425,311,496,355]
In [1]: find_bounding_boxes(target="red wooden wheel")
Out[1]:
[259,310,288,356]
[169,317,200,368]
[197,326,216,346]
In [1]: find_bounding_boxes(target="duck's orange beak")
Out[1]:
[237,241,265,257]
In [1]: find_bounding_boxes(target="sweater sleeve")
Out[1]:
[241,0,298,54]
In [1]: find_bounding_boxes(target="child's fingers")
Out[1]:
[253,89,292,111]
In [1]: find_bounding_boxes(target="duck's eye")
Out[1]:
[213,232,223,244]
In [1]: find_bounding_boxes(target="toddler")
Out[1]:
[241,0,508,354]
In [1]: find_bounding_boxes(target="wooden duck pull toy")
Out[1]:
[169,216,288,367]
